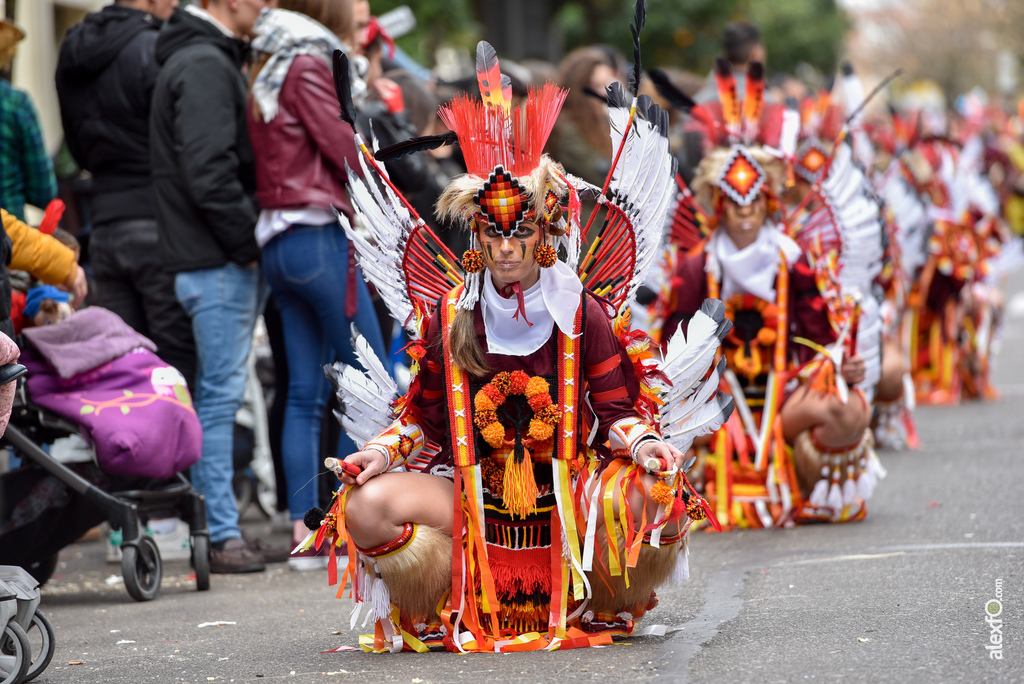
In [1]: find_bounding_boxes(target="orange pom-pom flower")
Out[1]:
[525,376,549,398]
[528,419,554,442]
[461,249,484,273]
[481,421,507,449]
[649,480,676,507]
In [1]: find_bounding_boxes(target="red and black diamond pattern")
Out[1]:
[717,145,767,207]
[795,140,827,183]
[474,165,529,236]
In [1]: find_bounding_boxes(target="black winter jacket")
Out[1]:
[55,5,162,225]
[150,8,260,273]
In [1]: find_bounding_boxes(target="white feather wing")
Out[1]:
[324,331,397,449]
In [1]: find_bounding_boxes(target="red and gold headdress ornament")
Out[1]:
[435,42,569,241]
[686,59,788,215]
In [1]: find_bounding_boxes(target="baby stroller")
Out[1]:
[0,308,210,601]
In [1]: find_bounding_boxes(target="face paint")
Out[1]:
[479,221,543,289]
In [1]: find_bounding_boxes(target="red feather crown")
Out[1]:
[435,42,568,238]
[687,59,785,209]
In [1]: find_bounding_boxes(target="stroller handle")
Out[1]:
[0,363,26,386]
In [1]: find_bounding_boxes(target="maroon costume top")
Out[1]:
[416,292,645,461]
[663,246,835,366]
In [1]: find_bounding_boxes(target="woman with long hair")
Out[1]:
[547,46,625,186]
[248,1,389,570]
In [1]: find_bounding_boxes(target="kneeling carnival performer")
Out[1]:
[298,12,735,652]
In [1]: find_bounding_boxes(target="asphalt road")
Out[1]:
[25,271,1024,684]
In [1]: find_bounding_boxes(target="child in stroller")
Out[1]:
[0,307,210,600]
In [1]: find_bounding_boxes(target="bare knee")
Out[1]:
[344,473,454,548]
[344,477,404,548]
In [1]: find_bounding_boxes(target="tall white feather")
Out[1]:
[656,299,734,452]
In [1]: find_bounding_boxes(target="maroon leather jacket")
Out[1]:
[248,54,358,219]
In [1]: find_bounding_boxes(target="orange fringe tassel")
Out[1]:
[502,448,539,519]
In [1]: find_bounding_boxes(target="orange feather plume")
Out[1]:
[714,58,740,139]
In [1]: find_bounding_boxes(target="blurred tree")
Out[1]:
[368,0,478,66]
[748,0,849,76]
[368,0,849,78]
[551,0,848,76]
[850,0,1024,100]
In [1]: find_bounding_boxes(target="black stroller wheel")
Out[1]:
[191,534,211,592]
[22,609,55,682]
[0,621,30,684]
[122,535,162,601]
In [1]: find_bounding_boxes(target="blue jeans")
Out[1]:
[263,224,390,522]
[175,263,262,544]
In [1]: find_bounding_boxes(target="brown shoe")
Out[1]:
[210,537,265,573]
[243,534,289,563]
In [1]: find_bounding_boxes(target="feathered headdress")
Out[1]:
[686,59,786,208]
[432,42,569,238]
[690,144,783,215]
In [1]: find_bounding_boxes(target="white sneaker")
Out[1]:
[151,518,192,561]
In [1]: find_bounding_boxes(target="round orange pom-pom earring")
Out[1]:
[534,244,557,268]
[462,248,484,273]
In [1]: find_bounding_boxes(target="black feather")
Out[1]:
[747,61,763,83]
[648,68,696,112]
[628,0,647,96]
[332,50,356,126]
[714,57,732,80]
[583,86,608,104]
[374,131,459,163]
[605,81,628,109]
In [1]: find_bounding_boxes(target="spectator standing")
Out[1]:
[0,18,57,221]
[55,0,196,389]
[693,22,765,104]
[248,4,390,569]
[150,0,279,574]
[548,46,625,186]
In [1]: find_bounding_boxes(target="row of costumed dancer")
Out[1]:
[292,3,1018,654]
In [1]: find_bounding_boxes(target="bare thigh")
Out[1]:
[344,472,454,549]
[780,384,872,446]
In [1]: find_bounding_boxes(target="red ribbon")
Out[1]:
[498,281,533,327]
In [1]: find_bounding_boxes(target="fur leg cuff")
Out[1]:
[357,524,452,622]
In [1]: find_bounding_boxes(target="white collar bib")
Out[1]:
[708,224,802,302]
[479,260,582,356]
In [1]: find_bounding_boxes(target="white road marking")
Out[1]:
[790,552,906,565]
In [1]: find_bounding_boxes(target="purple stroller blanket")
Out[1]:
[21,309,201,479]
